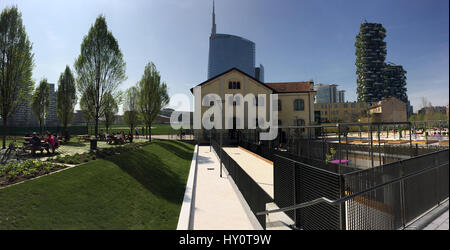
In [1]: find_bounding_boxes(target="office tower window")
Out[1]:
[294,99,304,111]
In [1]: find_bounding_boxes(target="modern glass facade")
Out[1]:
[208,34,255,79]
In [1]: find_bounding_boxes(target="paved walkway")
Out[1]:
[423,209,449,230]
[222,147,274,198]
[192,146,256,230]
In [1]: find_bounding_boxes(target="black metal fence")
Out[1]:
[273,154,344,230]
[212,139,273,229]
[343,149,449,230]
[271,149,449,230]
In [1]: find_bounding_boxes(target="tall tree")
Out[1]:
[79,84,95,132]
[102,92,119,133]
[56,65,77,139]
[74,15,126,138]
[0,6,34,148]
[31,79,50,135]
[137,62,169,141]
[123,86,139,134]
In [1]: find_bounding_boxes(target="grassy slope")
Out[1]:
[0,140,194,229]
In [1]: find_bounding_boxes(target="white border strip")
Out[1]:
[176,144,199,230]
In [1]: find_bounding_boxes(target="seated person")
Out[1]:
[128,132,133,143]
[43,131,56,154]
[30,132,42,155]
[53,133,60,148]
[108,133,116,144]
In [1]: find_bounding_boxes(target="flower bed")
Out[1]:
[0,141,153,188]
[52,152,96,165]
[0,160,66,187]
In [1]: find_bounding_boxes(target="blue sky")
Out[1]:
[1,0,448,112]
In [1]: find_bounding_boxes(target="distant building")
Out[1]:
[418,106,447,118]
[368,96,407,123]
[383,62,408,103]
[315,83,346,104]
[255,64,264,83]
[6,83,58,127]
[207,1,263,81]
[71,110,87,125]
[355,22,387,103]
[315,101,369,123]
[338,90,345,103]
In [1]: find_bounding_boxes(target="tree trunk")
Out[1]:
[148,125,152,141]
[2,117,7,149]
[95,117,99,139]
[39,119,43,135]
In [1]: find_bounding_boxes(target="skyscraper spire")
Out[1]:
[211,0,216,36]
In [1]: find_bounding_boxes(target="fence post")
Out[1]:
[338,124,341,174]
[399,161,406,228]
[339,174,346,230]
[409,124,413,157]
[370,125,374,168]
[292,161,297,227]
[220,131,223,178]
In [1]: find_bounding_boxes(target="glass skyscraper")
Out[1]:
[207,1,261,81]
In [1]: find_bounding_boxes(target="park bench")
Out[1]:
[77,134,90,142]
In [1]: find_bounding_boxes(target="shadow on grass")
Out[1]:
[163,139,194,152]
[155,140,193,161]
[106,147,187,204]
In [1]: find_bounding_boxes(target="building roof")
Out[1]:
[190,67,316,94]
[265,81,314,93]
[190,67,276,93]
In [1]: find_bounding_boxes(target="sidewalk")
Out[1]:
[192,146,256,230]
[222,147,274,198]
[423,210,449,230]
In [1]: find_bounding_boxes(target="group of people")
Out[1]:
[99,130,133,144]
[27,131,59,155]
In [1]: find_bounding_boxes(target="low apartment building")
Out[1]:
[314,101,369,123]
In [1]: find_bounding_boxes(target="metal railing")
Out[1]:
[211,138,273,229]
[258,161,447,216]
[258,149,449,230]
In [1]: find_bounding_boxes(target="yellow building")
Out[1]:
[190,68,316,141]
[314,101,369,123]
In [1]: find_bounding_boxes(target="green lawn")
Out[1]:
[0,140,194,229]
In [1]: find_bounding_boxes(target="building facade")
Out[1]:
[383,62,408,103]
[191,68,315,141]
[315,101,369,123]
[6,83,58,127]
[368,96,407,123]
[355,22,387,103]
[315,83,346,104]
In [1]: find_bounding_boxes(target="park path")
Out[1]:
[222,147,274,198]
[192,146,256,230]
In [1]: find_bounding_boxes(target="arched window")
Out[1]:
[294,99,304,111]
